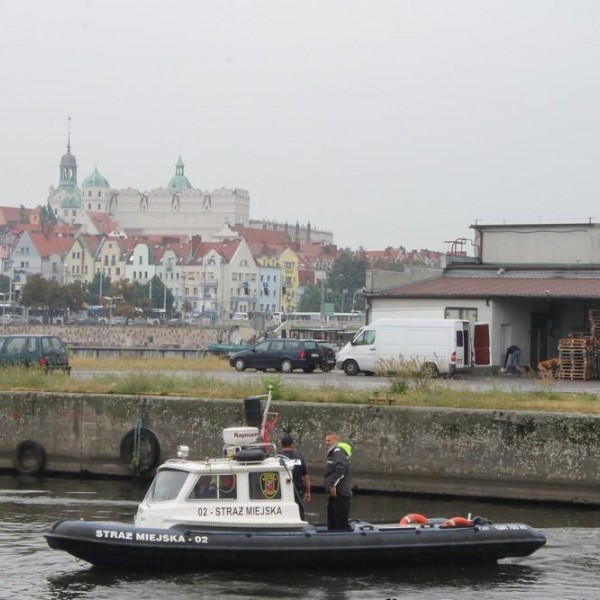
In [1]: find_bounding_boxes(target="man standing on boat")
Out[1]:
[280,434,311,519]
[324,432,353,531]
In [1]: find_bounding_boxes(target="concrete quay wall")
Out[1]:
[2,392,600,505]
[0,324,219,349]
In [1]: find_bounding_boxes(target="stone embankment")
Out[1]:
[0,323,220,349]
[3,392,600,505]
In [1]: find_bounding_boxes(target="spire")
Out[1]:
[58,116,79,195]
[67,115,71,154]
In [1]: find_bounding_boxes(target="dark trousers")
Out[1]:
[327,494,351,530]
[295,491,306,520]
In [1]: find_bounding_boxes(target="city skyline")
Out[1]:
[2,2,600,251]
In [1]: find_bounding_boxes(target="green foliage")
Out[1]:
[21,273,176,319]
[261,375,283,400]
[376,357,440,394]
[297,284,321,311]
[325,249,368,312]
[0,274,10,295]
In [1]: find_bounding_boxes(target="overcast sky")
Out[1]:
[1,1,599,252]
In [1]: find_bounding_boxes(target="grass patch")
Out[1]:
[70,354,229,372]
[0,359,599,414]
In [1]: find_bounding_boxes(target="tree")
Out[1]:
[297,284,321,312]
[0,275,10,295]
[20,274,83,316]
[85,272,112,306]
[325,249,368,311]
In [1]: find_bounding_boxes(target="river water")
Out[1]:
[1,474,599,600]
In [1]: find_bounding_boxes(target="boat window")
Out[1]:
[188,474,237,500]
[145,469,189,502]
[249,471,281,500]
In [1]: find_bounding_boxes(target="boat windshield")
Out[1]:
[145,469,189,502]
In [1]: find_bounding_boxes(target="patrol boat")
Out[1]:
[45,400,546,570]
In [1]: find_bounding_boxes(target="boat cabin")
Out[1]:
[135,427,305,530]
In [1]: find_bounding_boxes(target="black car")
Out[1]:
[229,338,323,373]
[317,342,336,372]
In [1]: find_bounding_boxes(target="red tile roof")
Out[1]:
[376,277,600,299]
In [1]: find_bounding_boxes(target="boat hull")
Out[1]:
[45,519,546,570]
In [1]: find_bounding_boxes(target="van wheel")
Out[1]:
[302,366,315,373]
[281,359,293,373]
[420,363,439,378]
[234,358,246,372]
[343,360,360,376]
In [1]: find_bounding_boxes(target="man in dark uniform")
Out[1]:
[280,434,311,519]
[324,431,353,531]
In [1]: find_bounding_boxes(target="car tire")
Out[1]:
[343,360,360,376]
[234,358,246,372]
[280,359,293,373]
[302,366,315,373]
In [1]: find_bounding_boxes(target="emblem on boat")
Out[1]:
[259,472,279,499]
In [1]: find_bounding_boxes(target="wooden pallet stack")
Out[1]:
[558,334,597,380]
[589,308,600,338]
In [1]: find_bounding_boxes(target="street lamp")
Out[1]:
[352,287,366,313]
[0,292,6,331]
[96,258,103,302]
[102,296,122,326]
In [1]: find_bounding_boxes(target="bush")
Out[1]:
[376,356,440,394]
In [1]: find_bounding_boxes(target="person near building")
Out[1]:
[280,434,311,519]
[324,432,353,531]
[504,345,522,375]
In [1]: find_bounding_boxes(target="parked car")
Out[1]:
[317,342,336,372]
[229,338,324,373]
[0,334,71,373]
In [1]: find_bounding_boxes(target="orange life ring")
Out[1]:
[399,513,430,526]
[440,516,473,528]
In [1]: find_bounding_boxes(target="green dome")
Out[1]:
[60,191,82,209]
[82,166,110,188]
[167,156,192,190]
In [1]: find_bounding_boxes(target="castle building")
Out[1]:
[47,130,250,239]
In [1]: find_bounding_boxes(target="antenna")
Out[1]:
[67,116,72,153]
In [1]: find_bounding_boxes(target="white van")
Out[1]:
[336,318,472,376]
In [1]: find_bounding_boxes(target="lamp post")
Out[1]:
[352,287,366,313]
[102,296,122,326]
[96,259,103,302]
[0,292,6,331]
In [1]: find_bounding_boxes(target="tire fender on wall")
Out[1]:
[119,427,161,474]
[14,440,47,475]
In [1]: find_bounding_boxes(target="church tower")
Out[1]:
[48,117,82,223]
[58,116,78,192]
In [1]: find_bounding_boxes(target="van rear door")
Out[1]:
[473,322,491,366]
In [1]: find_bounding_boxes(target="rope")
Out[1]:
[132,419,142,476]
